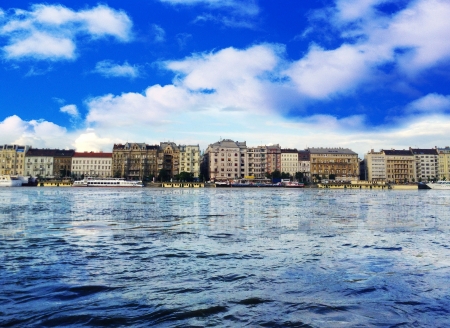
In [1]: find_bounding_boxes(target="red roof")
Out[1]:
[73,152,112,158]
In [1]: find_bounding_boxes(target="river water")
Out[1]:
[1,188,450,327]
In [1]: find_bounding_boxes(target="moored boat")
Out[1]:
[73,177,143,187]
[0,175,23,187]
[425,181,450,190]
[284,181,305,188]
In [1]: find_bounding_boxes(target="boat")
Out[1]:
[424,181,450,190]
[0,175,23,187]
[284,181,304,188]
[73,177,144,187]
[12,176,38,186]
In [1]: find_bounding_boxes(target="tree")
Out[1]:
[178,171,194,182]
[295,172,304,182]
[158,169,170,182]
[329,174,336,180]
[281,172,291,179]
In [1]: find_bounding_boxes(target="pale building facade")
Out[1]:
[203,139,247,181]
[308,147,359,181]
[364,150,387,181]
[179,145,201,178]
[438,147,450,181]
[112,143,159,180]
[281,149,299,177]
[246,146,267,179]
[0,145,30,176]
[25,149,74,179]
[72,152,112,178]
[410,148,439,182]
[382,149,416,183]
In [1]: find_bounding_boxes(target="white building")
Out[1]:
[245,146,267,179]
[72,152,112,178]
[179,145,201,178]
[364,150,387,181]
[410,148,439,182]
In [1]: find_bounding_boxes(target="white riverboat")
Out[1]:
[73,177,144,187]
[425,181,450,190]
[0,175,23,187]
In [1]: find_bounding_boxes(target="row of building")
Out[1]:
[1,140,449,183]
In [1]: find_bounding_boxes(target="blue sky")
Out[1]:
[1,0,450,156]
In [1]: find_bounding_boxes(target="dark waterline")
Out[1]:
[1,188,450,327]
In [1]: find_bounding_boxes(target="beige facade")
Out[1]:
[364,150,386,181]
[0,145,29,176]
[410,148,439,182]
[72,152,112,178]
[382,149,416,183]
[112,143,159,180]
[438,147,450,181]
[266,144,281,174]
[203,139,247,181]
[281,149,299,177]
[25,149,74,178]
[309,147,359,181]
[179,145,201,177]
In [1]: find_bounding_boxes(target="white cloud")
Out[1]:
[159,0,259,16]
[73,132,114,152]
[93,60,140,78]
[60,104,79,117]
[151,24,165,43]
[406,93,450,113]
[0,4,132,60]
[286,0,450,98]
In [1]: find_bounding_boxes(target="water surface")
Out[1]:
[1,188,450,327]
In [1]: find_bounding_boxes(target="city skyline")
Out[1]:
[1,0,450,158]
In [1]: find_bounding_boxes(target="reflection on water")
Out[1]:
[1,188,450,327]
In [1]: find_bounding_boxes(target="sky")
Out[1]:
[1,0,450,157]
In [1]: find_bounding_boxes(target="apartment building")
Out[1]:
[112,143,159,180]
[266,144,281,174]
[281,149,299,177]
[202,139,247,181]
[410,148,439,182]
[159,142,180,178]
[298,150,310,181]
[382,149,416,183]
[0,144,30,176]
[72,152,112,178]
[438,146,450,181]
[309,147,359,181]
[179,145,201,178]
[25,148,75,178]
[246,146,267,179]
[364,149,387,181]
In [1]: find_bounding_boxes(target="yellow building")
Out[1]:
[438,146,450,181]
[179,145,201,178]
[382,149,416,183]
[0,145,30,176]
[308,147,359,181]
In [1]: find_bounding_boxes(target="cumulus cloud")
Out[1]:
[0,4,132,60]
[406,93,450,113]
[60,104,79,117]
[73,132,114,152]
[93,60,140,78]
[286,0,450,98]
